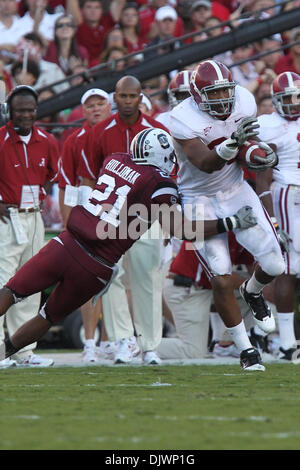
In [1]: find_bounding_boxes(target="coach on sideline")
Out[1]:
[58,87,112,363]
[0,85,59,368]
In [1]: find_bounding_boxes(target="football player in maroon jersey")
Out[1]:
[0,128,257,364]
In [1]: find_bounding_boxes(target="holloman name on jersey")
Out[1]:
[105,159,141,185]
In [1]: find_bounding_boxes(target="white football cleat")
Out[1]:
[114,336,140,364]
[16,354,54,368]
[143,351,162,365]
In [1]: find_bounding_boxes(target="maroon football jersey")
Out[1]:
[66,153,179,263]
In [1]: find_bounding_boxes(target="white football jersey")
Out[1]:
[258,112,300,186]
[169,85,257,197]
[155,111,171,131]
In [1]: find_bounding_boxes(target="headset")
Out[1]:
[0,85,38,124]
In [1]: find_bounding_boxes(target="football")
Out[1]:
[236,140,268,171]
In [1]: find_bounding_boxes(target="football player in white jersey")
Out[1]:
[168,59,285,371]
[156,70,193,130]
[256,71,300,361]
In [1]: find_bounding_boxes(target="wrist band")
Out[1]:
[270,216,279,230]
[217,216,238,233]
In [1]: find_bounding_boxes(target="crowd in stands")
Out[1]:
[0,0,297,255]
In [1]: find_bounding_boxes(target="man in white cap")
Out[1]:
[144,5,182,59]
[58,87,111,362]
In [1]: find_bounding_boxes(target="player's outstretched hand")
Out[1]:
[233,205,257,229]
[231,117,260,147]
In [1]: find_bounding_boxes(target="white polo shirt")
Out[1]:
[0,16,25,46]
[18,11,62,42]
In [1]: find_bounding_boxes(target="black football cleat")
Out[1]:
[278,346,299,361]
[240,280,275,333]
[240,347,265,371]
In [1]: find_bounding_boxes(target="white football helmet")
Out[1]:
[130,128,177,176]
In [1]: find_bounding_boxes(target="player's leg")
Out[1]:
[195,235,263,370]
[272,182,299,359]
[188,193,265,370]
[0,239,68,360]
[222,181,285,333]
[2,242,116,361]
[274,274,297,358]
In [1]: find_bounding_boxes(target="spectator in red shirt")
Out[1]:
[76,0,126,67]
[0,85,59,368]
[58,87,111,363]
[119,2,148,54]
[44,14,88,75]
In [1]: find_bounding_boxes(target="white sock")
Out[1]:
[210,312,226,341]
[245,274,266,294]
[84,339,95,349]
[277,312,297,350]
[227,321,253,352]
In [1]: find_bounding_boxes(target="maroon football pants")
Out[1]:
[6,232,115,324]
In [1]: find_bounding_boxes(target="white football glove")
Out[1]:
[247,142,278,172]
[233,205,257,229]
[231,117,260,146]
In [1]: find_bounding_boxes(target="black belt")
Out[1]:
[18,207,41,213]
[0,202,41,213]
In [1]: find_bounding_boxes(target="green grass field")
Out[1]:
[1,363,300,450]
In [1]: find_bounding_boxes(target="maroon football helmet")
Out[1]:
[168,70,192,108]
[190,60,236,118]
[271,71,300,120]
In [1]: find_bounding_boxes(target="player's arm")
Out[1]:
[255,166,274,217]
[174,117,260,173]
[255,142,278,216]
[158,204,258,242]
[174,136,227,173]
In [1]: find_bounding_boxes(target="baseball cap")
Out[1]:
[155,5,178,22]
[190,0,211,11]
[81,88,109,104]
